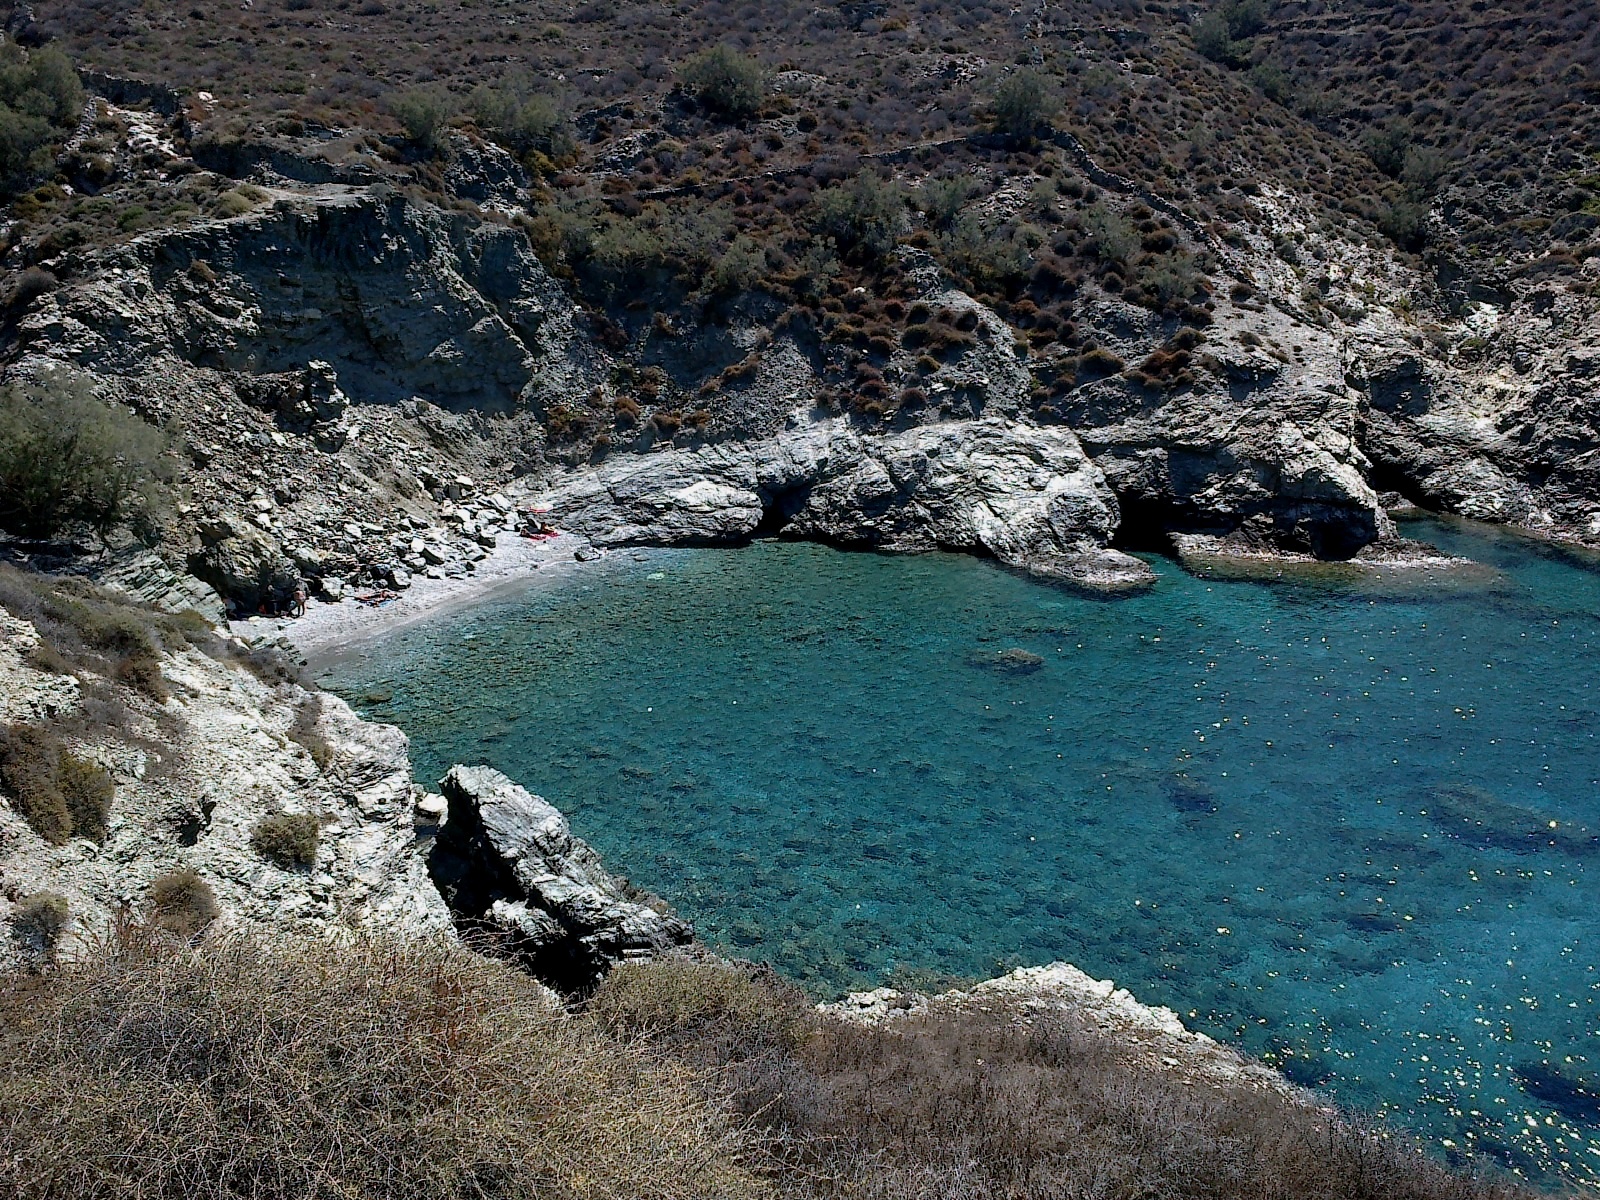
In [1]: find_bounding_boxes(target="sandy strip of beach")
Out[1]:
[229,533,596,666]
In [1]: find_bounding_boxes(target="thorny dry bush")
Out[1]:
[0,927,764,1200]
[0,932,1543,1200]
[594,960,1540,1200]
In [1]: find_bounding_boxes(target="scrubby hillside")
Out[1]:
[0,0,1594,607]
[0,935,1536,1200]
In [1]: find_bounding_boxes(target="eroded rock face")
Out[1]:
[428,765,692,991]
[1351,294,1600,542]
[538,416,1157,591]
[1064,296,1393,561]
[0,606,448,967]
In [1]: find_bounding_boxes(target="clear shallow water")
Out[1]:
[322,517,1600,1187]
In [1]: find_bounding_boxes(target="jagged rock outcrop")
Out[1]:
[1061,292,1395,560]
[4,186,607,610]
[0,604,449,967]
[537,415,1157,591]
[428,765,693,990]
[1352,292,1600,542]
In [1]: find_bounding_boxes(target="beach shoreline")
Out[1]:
[230,533,595,668]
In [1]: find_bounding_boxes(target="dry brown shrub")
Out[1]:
[10,892,69,960]
[146,868,220,937]
[0,930,764,1200]
[56,751,113,843]
[250,812,320,869]
[0,723,71,844]
[597,960,1532,1200]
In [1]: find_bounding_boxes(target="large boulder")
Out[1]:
[427,765,692,990]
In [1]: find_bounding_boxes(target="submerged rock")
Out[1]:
[976,647,1045,674]
[427,765,692,991]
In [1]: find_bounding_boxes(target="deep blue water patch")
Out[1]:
[321,517,1600,1187]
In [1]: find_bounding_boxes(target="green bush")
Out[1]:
[387,85,456,152]
[251,813,320,869]
[917,174,982,231]
[991,68,1057,139]
[707,234,766,295]
[811,172,905,264]
[940,212,1036,293]
[146,869,219,937]
[1380,199,1429,251]
[1193,0,1272,66]
[678,45,764,119]
[469,83,575,161]
[0,723,112,846]
[0,44,83,197]
[0,374,175,544]
[1364,119,1413,179]
[1082,203,1138,264]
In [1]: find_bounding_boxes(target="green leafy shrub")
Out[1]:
[0,931,762,1200]
[940,212,1035,293]
[387,85,456,152]
[469,83,575,161]
[251,813,320,870]
[678,45,765,119]
[1364,119,1413,179]
[991,68,1057,139]
[146,869,219,937]
[0,723,112,846]
[0,374,175,544]
[0,44,83,198]
[917,174,982,231]
[707,234,766,295]
[212,184,266,217]
[811,173,905,264]
[1082,204,1139,265]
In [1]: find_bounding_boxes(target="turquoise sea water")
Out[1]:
[321,517,1600,1187]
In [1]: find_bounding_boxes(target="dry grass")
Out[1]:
[0,928,765,1200]
[0,933,1540,1200]
[594,960,1537,1200]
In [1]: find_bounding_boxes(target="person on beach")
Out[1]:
[291,583,307,618]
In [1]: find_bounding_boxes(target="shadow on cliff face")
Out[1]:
[142,193,578,414]
[426,765,692,994]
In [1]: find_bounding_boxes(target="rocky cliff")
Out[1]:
[6,109,1597,612]
[0,596,447,967]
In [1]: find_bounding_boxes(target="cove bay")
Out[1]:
[323,518,1600,1186]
